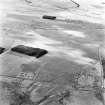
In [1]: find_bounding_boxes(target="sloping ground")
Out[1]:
[0,0,105,105]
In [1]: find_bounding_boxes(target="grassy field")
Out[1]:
[0,0,105,105]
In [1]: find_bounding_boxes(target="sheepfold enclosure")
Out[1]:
[0,65,103,105]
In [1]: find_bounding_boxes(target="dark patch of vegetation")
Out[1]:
[0,47,5,54]
[11,45,48,58]
[101,59,105,78]
[42,15,56,20]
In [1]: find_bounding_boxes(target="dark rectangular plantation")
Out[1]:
[0,47,5,54]
[101,59,105,78]
[42,15,56,20]
[11,45,48,58]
